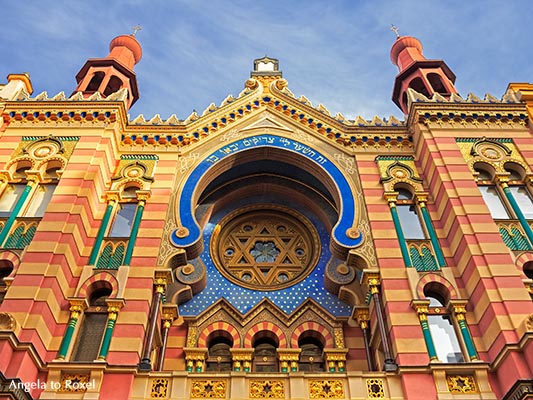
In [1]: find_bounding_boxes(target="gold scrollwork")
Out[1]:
[59,373,90,392]
[150,378,169,398]
[249,380,285,399]
[191,380,226,399]
[366,378,385,398]
[308,380,345,399]
[446,374,478,394]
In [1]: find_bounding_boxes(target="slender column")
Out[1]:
[385,192,412,267]
[56,299,87,359]
[412,300,438,361]
[123,191,150,265]
[354,307,375,371]
[88,192,119,265]
[0,176,39,245]
[156,304,178,371]
[451,301,478,361]
[499,180,533,245]
[416,193,446,267]
[363,271,398,372]
[138,269,172,371]
[97,299,125,360]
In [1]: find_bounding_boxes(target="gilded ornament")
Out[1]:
[525,314,533,331]
[345,228,360,239]
[446,375,478,394]
[366,379,385,398]
[249,380,285,399]
[333,328,345,349]
[175,227,189,238]
[59,373,91,392]
[150,378,169,398]
[191,380,226,399]
[308,380,344,399]
[0,313,16,331]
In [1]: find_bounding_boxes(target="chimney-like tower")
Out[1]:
[73,34,142,110]
[390,35,457,114]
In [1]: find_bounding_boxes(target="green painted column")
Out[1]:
[389,203,413,267]
[457,316,478,360]
[420,318,438,361]
[502,185,533,245]
[88,201,115,265]
[123,200,145,265]
[97,308,119,360]
[0,182,35,246]
[57,302,85,359]
[419,204,446,267]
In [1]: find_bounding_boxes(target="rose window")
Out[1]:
[210,205,321,290]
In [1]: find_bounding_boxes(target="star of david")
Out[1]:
[211,206,321,291]
[225,217,307,286]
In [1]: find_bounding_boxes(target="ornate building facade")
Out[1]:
[0,32,532,400]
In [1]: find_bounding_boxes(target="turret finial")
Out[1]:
[390,24,400,38]
[132,25,142,36]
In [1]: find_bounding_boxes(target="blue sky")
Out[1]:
[1,1,532,120]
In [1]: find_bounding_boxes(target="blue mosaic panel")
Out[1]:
[178,197,352,317]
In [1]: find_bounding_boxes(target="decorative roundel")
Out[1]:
[478,144,504,161]
[123,164,145,179]
[210,205,321,291]
[28,142,60,159]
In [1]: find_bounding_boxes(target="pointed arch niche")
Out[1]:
[171,134,364,257]
[166,134,372,316]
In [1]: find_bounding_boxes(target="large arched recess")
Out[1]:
[170,134,362,259]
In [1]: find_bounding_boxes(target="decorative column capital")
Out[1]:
[135,190,151,203]
[415,192,429,206]
[230,348,254,372]
[105,298,126,319]
[361,269,381,295]
[449,299,468,319]
[68,298,88,318]
[25,171,43,184]
[384,191,398,205]
[104,191,120,203]
[352,306,370,329]
[184,348,208,372]
[411,299,430,321]
[154,268,173,292]
[494,172,510,187]
[161,304,178,328]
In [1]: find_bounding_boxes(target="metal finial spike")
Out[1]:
[132,25,142,36]
[390,24,400,38]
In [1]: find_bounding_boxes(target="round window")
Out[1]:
[210,205,320,291]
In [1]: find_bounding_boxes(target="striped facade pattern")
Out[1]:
[198,321,241,348]
[0,70,532,400]
[290,321,334,349]
[243,322,288,348]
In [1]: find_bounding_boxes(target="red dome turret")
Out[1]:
[391,35,457,114]
[72,33,142,110]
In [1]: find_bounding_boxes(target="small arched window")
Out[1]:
[298,335,325,372]
[253,333,279,372]
[86,71,105,92]
[396,188,425,239]
[427,73,447,94]
[0,260,14,304]
[206,334,233,372]
[424,288,465,363]
[108,203,137,237]
[103,76,123,97]
[505,167,533,220]
[408,77,430,98]
[71,287,111,362]
[475,166,510,219]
